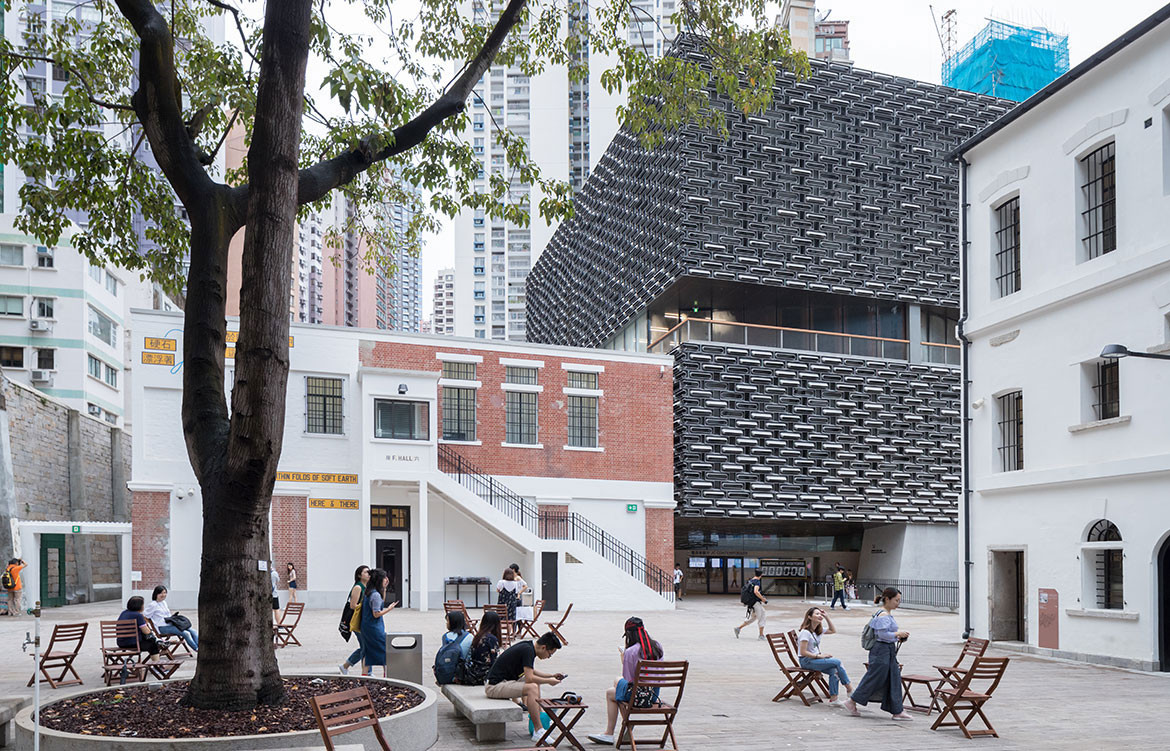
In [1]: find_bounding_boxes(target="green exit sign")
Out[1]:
[71,525,81,533]
[626,504,638,514]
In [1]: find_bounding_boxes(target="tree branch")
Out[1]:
[0,50,136,112]
[114,0,218,209]
[295,0,528,206]
[205,0,258,65]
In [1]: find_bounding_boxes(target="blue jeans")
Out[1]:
[346,631,366,669]
[159,624,198,651]
[800,656,850,696]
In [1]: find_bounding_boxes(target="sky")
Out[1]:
[396,0,1170,319]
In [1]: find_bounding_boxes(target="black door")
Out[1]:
[40,534,66,607]
[541,551,558,611]
[375,539,404,608]
[1159,537,1170,671]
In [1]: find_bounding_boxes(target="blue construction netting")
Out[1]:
[942,19,1070,102]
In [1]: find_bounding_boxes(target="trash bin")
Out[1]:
[385,632,423,685]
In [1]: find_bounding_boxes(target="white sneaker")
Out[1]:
[588,733,615,745]
[338,664,349,675]
[532,727,546,742]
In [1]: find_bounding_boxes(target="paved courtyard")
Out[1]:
[1,595,1166,749]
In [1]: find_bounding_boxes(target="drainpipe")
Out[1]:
[956,156,973,640]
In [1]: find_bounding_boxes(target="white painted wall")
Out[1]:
[962,18,1170,669]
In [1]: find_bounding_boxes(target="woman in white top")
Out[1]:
[146,585,198,651]
[796,606,851,702]
[496,568,523,620]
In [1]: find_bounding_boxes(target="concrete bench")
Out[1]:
[1,697,27,748]
[440,684,523,741]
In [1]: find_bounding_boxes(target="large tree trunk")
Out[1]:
[181,0,313,709]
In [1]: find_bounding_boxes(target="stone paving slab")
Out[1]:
[2,595,1166,749]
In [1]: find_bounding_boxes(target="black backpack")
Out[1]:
[433,631,467,685]
[1,568,13,590]
[739,580,758,607]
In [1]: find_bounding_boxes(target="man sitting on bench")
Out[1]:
[484,631,564,743]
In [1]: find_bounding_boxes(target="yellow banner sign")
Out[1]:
[277,471,358,484]
[226,331,294,346]
[225,347,235,359]
[309,498,359,510]
[142,351,175,366]
[144,337,177,352]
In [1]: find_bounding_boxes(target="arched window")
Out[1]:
[1085,519,1123,609]
[1086,519,1121,542]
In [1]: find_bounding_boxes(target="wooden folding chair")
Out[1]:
[444,599,478,631]
[518,599,544,639]
[308,685,391,751]
[545,602,572,646]
[274,602,305,647]
[28,622,87,689]
[616,659,688,751]
[100,620,149,686]
[930,656,1009,739]
[766,633,823,706]
[786,629,832,699]
[147,620,193,660]
[934,637,990,688]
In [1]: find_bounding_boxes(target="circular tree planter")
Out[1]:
[14,673,437,751]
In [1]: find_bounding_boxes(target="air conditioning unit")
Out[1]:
[87,404,102,417]
[30,370,53,385]
[29,319,52,332]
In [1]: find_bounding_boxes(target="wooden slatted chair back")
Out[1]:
[530,599,544,621]
[767,632,798,668]
[281,601,305,626]
[48,623,88,653]
[954,637,990,668]
[483,604,507,619]
[958,656,1009,695]
[309,686,390,751]
[551,602,572,627]
[631,659,688,693]
[101,620,140,651]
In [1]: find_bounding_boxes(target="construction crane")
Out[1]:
[930,5,957,60]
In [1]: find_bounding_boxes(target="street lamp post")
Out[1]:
[1099,344,1170,362]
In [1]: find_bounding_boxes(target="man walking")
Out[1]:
[673,563,684,600]
[830,567,848,610]
[734,568,768,641]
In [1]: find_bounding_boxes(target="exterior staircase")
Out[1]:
[437,444,674,602]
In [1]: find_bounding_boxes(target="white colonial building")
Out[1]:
[126,310,677,614]
[958,6,1170,671]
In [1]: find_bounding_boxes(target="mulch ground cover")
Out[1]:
[39,676,424,738]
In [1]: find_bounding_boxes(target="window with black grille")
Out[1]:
[504,365,538,385]
[371,505,409,531]
[567,395,598,448]
[996,391,1023,472]
[306,377,343,434]
[441,386,476,441]
[1087,520,1123,610]
[994,197,1021,297]
[1080,142,1116,260]
[505,391,538,444]
[1092,360,1119,420]
[441,361,476,380]
[567,371,598,389]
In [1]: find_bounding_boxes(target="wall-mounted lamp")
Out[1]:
[971,398,985,410]
[1100,344,1170,361]
[398,383,408,394]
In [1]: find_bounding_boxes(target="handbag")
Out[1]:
[339,600,354,642]
[165,613,192,631]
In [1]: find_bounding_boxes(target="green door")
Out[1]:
[40,534,66,607]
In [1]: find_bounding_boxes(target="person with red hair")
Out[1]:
[587,617,665,746]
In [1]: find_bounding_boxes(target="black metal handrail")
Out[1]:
[854,579,959,611]
[437,444,675,601]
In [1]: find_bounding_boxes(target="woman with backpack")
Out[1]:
[796,606,850,703]
[359,568,398,677]
[339,565,370,675]
[843,587,913,721]
[462,610,503,686]
[587,616,665,746]
[434,610,474,684]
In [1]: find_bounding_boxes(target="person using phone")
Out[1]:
[588,616,665,746]
[484,632,563,743]
[358,568,399,677]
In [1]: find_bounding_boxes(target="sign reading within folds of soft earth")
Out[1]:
[309,498,359,510]
[276,471,359,484]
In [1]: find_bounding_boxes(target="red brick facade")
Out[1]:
[131,491,170,587]
[272,495,308,591]
[644,508,675,588]
[359,340,672,482]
